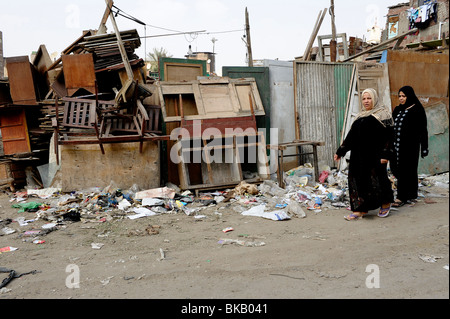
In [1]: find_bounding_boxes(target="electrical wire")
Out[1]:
[112,5,183,33]
[111,4,244,39]
[200,29,245,35]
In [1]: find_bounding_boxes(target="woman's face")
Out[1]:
[362,92,373,111]
[398,91,407,105]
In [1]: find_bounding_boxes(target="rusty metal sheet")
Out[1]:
[387,50,449,105]
[418,101,449,175]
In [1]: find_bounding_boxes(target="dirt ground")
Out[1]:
[0,180,448,302]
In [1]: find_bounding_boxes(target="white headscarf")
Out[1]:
[355,88,393,127]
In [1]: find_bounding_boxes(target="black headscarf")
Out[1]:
[398,85,422,109]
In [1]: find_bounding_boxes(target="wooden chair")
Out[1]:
[52,98,113,163]
[99,101,167,152]
[52,96,169,161]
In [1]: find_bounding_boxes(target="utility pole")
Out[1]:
[329,0,337,62]
[245,7,253,67]
[211,37,218,54]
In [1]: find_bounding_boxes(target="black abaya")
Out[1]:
[390,90,428,202]
[336,115,394,212]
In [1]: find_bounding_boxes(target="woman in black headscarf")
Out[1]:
[390,86,429,207]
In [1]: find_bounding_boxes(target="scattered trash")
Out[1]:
[0,246,18,253]
[127,207,157,219]
[0,287,12,294]
[41,222,57,229]
[222,227,234,233]
[287,200,306,218]
[241,205,290,221]
[319,170,329,183]
[419,254,443,263]
[118,198,132,210]
[218,238,266,247]
[91,243,104,250]
[233,181,259,196]
[142,198,165,206]
[27,188,61,199]
[127,225,160,236]
[158,248,166,261]
[0,267,40,289]
[0,227,16,236]
[11,201,43,213]
[15,216,35,226]
[101,276,114,286]
[135,187,176,200]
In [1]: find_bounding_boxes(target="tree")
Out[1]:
[147,47,172,72]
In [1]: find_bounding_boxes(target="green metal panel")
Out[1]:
[418,102,449,175]
[334,64,354,147]
[222,66,271,146]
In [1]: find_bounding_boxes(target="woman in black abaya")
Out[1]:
[334,88,394,220]
[390,86,429,207]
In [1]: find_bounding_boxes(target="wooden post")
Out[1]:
[303,8,327,61]
[98,0,113,35]
[105,0,134,80]
[329,0,337,62]
[245,7,253,67]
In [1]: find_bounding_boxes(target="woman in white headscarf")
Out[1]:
[334,88,394,220]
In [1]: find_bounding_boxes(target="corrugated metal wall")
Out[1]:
[334,64,355,145]
[294,61,354,168]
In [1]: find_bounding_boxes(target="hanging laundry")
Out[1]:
[408,2,438,30]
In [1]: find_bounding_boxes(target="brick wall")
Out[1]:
[385,0,449,46]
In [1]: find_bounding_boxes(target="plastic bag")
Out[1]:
[11,202,43,213]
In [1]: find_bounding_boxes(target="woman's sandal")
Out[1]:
[344,212,367,221]
[391,200,405,207]
[378,205,391,218]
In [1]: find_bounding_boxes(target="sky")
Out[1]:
[0,0,400,75]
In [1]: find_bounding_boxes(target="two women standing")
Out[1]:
[334,86,428,220]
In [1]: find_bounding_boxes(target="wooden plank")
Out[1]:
[97,0,114,34]
[0,108,31,155]
[303,8,327,61]
[32,44,53,75]
[5,56,38,105]
[62,53,96,96]
[158,78,265,122]
[343,28,418,62]
[159,58,207,82]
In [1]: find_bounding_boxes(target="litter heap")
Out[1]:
[2,168,448,246]
[0,28,167,191]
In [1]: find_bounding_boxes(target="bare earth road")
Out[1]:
[0,182,448,310]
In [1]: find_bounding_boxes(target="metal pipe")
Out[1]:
[439,22,445,40]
